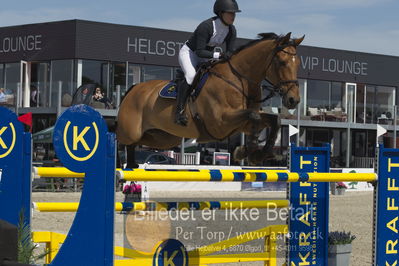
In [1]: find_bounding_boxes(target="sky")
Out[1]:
[0,0,398,56]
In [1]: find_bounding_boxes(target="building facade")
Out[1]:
[1,19,398,167]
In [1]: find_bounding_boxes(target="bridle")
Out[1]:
[209,43,299,104]
[262,46,299,101]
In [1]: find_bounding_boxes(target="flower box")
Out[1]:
[328,231,356,266]
[328,244,352,266]
[336,187,346,195]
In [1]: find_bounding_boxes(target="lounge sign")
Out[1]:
[300,55,368,76]
[0,35,42,53]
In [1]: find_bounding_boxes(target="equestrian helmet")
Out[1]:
[213,0,241,15]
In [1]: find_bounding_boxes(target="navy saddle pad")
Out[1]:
[159,82,178,99]
[159,72,209,99]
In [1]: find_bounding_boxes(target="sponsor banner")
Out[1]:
[341,168,374,191]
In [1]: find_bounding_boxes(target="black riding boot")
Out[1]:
[175,80,190,126]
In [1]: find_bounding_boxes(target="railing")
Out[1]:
[352,156,374,168]
[164,151,200,165]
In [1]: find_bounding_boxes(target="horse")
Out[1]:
[116,32,304,167]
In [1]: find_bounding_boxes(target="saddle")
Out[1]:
[159,60,223,142]
[158,61,215,100]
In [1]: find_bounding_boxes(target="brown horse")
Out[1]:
[117,32,304,167]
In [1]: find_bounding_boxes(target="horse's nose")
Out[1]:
[289,97,297,107]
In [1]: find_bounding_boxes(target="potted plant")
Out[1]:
[336,181,348,195]
[328,231,356,266]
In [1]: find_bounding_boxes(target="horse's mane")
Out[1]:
[232,33,281,55]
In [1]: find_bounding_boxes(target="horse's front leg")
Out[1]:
[222,110,262,163]
[246,111,262,149]
[261,112,281,158]
[246,112,280,165]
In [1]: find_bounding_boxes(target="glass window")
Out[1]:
[109,62,126,106]
[127,64,140,85]
[365,85,376,123]
[306,128,330,147]
[81,60,108,88]
[299,79,305,116]
[331,82,345,111]
[351,129,375,167]
[307,80,330,110]
[355,84,365,123]
[305,80,329,121]
[0,64,4,87]
[141,65,173,82]
[51,60,74,107]
[375,86,395,124]
[330,129,346,167]
[31,62,50,107]
[0,64,5,106]
[126,64,141,100]
[3,63,20,106]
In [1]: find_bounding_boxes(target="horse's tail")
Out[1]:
[120,84,137,104]
[115,84,136,138]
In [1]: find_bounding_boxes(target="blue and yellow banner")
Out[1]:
[289,144,329,265]
[375,145,399,265]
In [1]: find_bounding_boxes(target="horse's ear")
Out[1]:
[294,35,305,46]
[280,32,291,44]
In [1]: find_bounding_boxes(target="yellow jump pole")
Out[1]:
[118,169,378,182]
[33,200,289,212]
[33,202,146,212]
[34,167,85,178]
[33,167,288,178]
[34,167,377,182]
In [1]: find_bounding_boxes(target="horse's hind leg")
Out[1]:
[126,145,139,169]
[116,143,126,168]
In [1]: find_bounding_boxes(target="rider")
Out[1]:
[175,0,241,126]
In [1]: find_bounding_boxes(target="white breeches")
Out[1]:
[178,44,206,85]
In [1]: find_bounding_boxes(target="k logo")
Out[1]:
[63,121,99,162]
[0,123,16,159]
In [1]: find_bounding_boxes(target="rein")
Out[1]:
[209,43,299,104]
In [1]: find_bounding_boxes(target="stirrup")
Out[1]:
[175,112,188,126]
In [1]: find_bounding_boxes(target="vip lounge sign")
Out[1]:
[300,55,368,76]
[0,34,42,53]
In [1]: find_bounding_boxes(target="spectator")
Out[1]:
[0,88,6,103]
[93,87,112,109]
[30,85,38,107]
[93,87,104,101]
[201,150,213,165]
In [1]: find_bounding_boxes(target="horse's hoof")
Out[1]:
[273,154,284,161]
[233,146,247,161]
[263,150,276,161]
[175,114,188,126]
